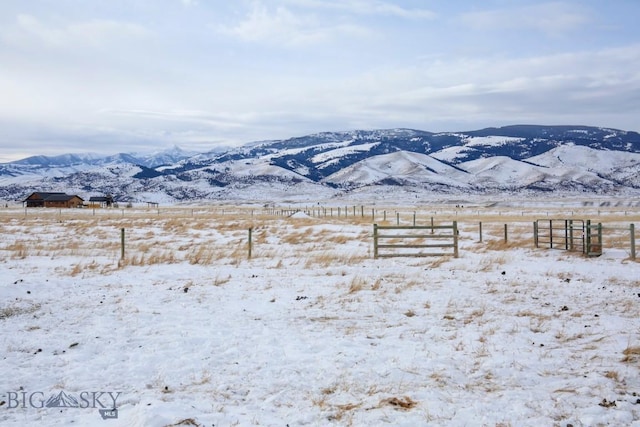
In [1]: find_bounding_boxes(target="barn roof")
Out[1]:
[44,194,84,202]
[24,192,84,202]
[25,192,66,200]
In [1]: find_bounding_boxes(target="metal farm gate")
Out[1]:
[373,222,459,258]
[534,219,602,257]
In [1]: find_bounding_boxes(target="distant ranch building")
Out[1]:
[88,195,114,208]
[24,192,84,208]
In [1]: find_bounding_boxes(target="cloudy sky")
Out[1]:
[1,0,640,161]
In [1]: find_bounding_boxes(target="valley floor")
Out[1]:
[0,201,639,426]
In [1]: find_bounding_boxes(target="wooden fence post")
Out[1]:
[120,228,125,260]
[248,227,252,259]
[631,223,636,260]
[453,221,459,258]
[504,224,508,242]
[373,224,378,259]
[533,221,538,248]
[479,221,483,243]
[396,212,400,225]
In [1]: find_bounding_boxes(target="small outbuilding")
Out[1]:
[88,195,114,208]
[24,192,85,208]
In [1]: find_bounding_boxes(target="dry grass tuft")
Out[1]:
[464,306,486,325]
[213,275,231,287]
[187,245,216,265]
[484,239,530,251]
[622,345,640,363]
[164,419,201,427]
[0,303,41,319]
[604,370,620,381]
[6,241,28,259]
[348,276,367,293]
[379,396,417,410]
[427,256,452,268]
[325,234,350,244]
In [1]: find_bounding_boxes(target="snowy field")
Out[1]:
[1,199,639,426]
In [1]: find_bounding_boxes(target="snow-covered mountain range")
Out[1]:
[2,125,640,203]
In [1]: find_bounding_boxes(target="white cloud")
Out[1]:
[0,1,638,159]
[282,0,437,19]
[1,14,151,49]
[219,1,371,46]
[460,2,590,36]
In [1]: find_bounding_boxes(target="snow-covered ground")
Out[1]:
[0,202,639,426]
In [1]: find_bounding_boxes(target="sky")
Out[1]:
[1,0,640,161]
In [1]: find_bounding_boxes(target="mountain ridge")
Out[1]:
[2,125,640,202]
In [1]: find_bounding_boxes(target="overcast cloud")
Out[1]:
[1,0,639,161]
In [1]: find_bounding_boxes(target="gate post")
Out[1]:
[586,220,591,254]
[569,220,574,251]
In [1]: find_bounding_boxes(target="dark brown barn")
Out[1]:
[24,192,84,208]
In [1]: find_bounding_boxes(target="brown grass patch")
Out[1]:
[348,276,367,293]
[622,345,640,363]
[604,370,620,381]
[164,419,201,427]
[0,303,41,319]
[379,396,417,410]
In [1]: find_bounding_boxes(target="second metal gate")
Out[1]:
[534,219,602,257]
